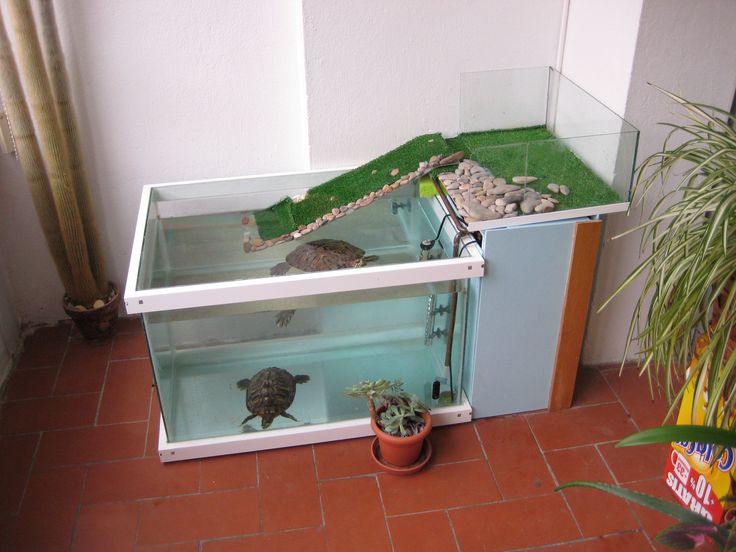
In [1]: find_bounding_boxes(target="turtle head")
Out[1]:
[261,416,275,429]
[356,255,379,268]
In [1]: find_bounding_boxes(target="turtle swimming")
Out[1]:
[270,239,378,327]
[270,238,378,275]
[237,367,310,429]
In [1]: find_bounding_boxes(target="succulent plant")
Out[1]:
[344,379,429,437]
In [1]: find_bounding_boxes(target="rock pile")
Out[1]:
[438,160,570,222]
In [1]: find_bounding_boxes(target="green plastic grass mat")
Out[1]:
[448,127,621,211]
[255,126,622,239]
[255,133,451,240]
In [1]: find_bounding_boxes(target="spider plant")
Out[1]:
[601,86,736,430]
[558,425,736,550]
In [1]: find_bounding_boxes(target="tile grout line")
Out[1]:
[11,422,43,520]
[597,364,659,551]
[599,364,654,433]
[374,474,396,552]
[255,451,264,534]
[49,325,72,398]
[310,445,327,529]
[81,484,268,508]
[4,333,50,524]
[2,327,73,535]
[133,495,143,552]
[314,456,487,485]
[472,422,505,501]
[68,464,89,552]
[506,528,653,551]
[593,442,622,486]
[444,509,462,552]
[92,333,117,427]
[385,505,455,519]
[197,456,203,493]
[1,390,102,406]
[143,387,155,459]
[522,413,584,539]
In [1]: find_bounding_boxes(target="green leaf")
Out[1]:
[556,481,716,525]
[603,86,736,431]
[617,425,736,448]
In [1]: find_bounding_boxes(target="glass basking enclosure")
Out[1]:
[126,170,483,461]
[453,66,638,231]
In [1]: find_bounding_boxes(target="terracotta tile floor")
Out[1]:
[0,320,693,551]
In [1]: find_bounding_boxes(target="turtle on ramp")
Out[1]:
[270,239,378,327]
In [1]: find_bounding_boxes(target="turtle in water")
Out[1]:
[236,367,310,429]
[269,239,379,327]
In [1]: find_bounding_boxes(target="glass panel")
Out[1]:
[547,67,639,138]
[460,67,549,132]
[457,67,639,208]
[137,178,454,291]
[144,280,467,443]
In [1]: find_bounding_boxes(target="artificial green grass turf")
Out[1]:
[255,133,451,240]
[448,127,622,210]
[255,126,623,239]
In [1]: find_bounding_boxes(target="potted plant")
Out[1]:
[345,379,432,471]
[0,2,118,339]
[601,86,736,429]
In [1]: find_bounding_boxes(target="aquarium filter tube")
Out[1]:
[430,176,476,402]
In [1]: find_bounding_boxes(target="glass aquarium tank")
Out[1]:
[126,67,638,461]
[126,170,483,461]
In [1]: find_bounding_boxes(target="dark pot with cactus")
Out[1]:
[0,2,118,340]
[345,379,431,469]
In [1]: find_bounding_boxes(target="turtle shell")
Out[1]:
[237,367,309,429]
[285,239,367,272]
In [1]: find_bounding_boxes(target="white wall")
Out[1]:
[560,0,643,116]
[0,152,66,320]
[581,0,736,363]
[0,0,310,322]
[0,261,20,388]
[303,0,565,168]
[0,0,567,323]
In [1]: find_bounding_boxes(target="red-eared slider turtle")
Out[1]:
[270,239,378,275]
[237,367,310,429]
[269,239,378,327]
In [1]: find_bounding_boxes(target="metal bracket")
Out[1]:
[391,200,411,215]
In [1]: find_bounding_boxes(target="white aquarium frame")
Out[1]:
[463,200,628,233]
[158,393,472,462]
[124,168,485,314]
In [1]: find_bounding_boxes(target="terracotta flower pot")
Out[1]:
[370,410,432,467]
